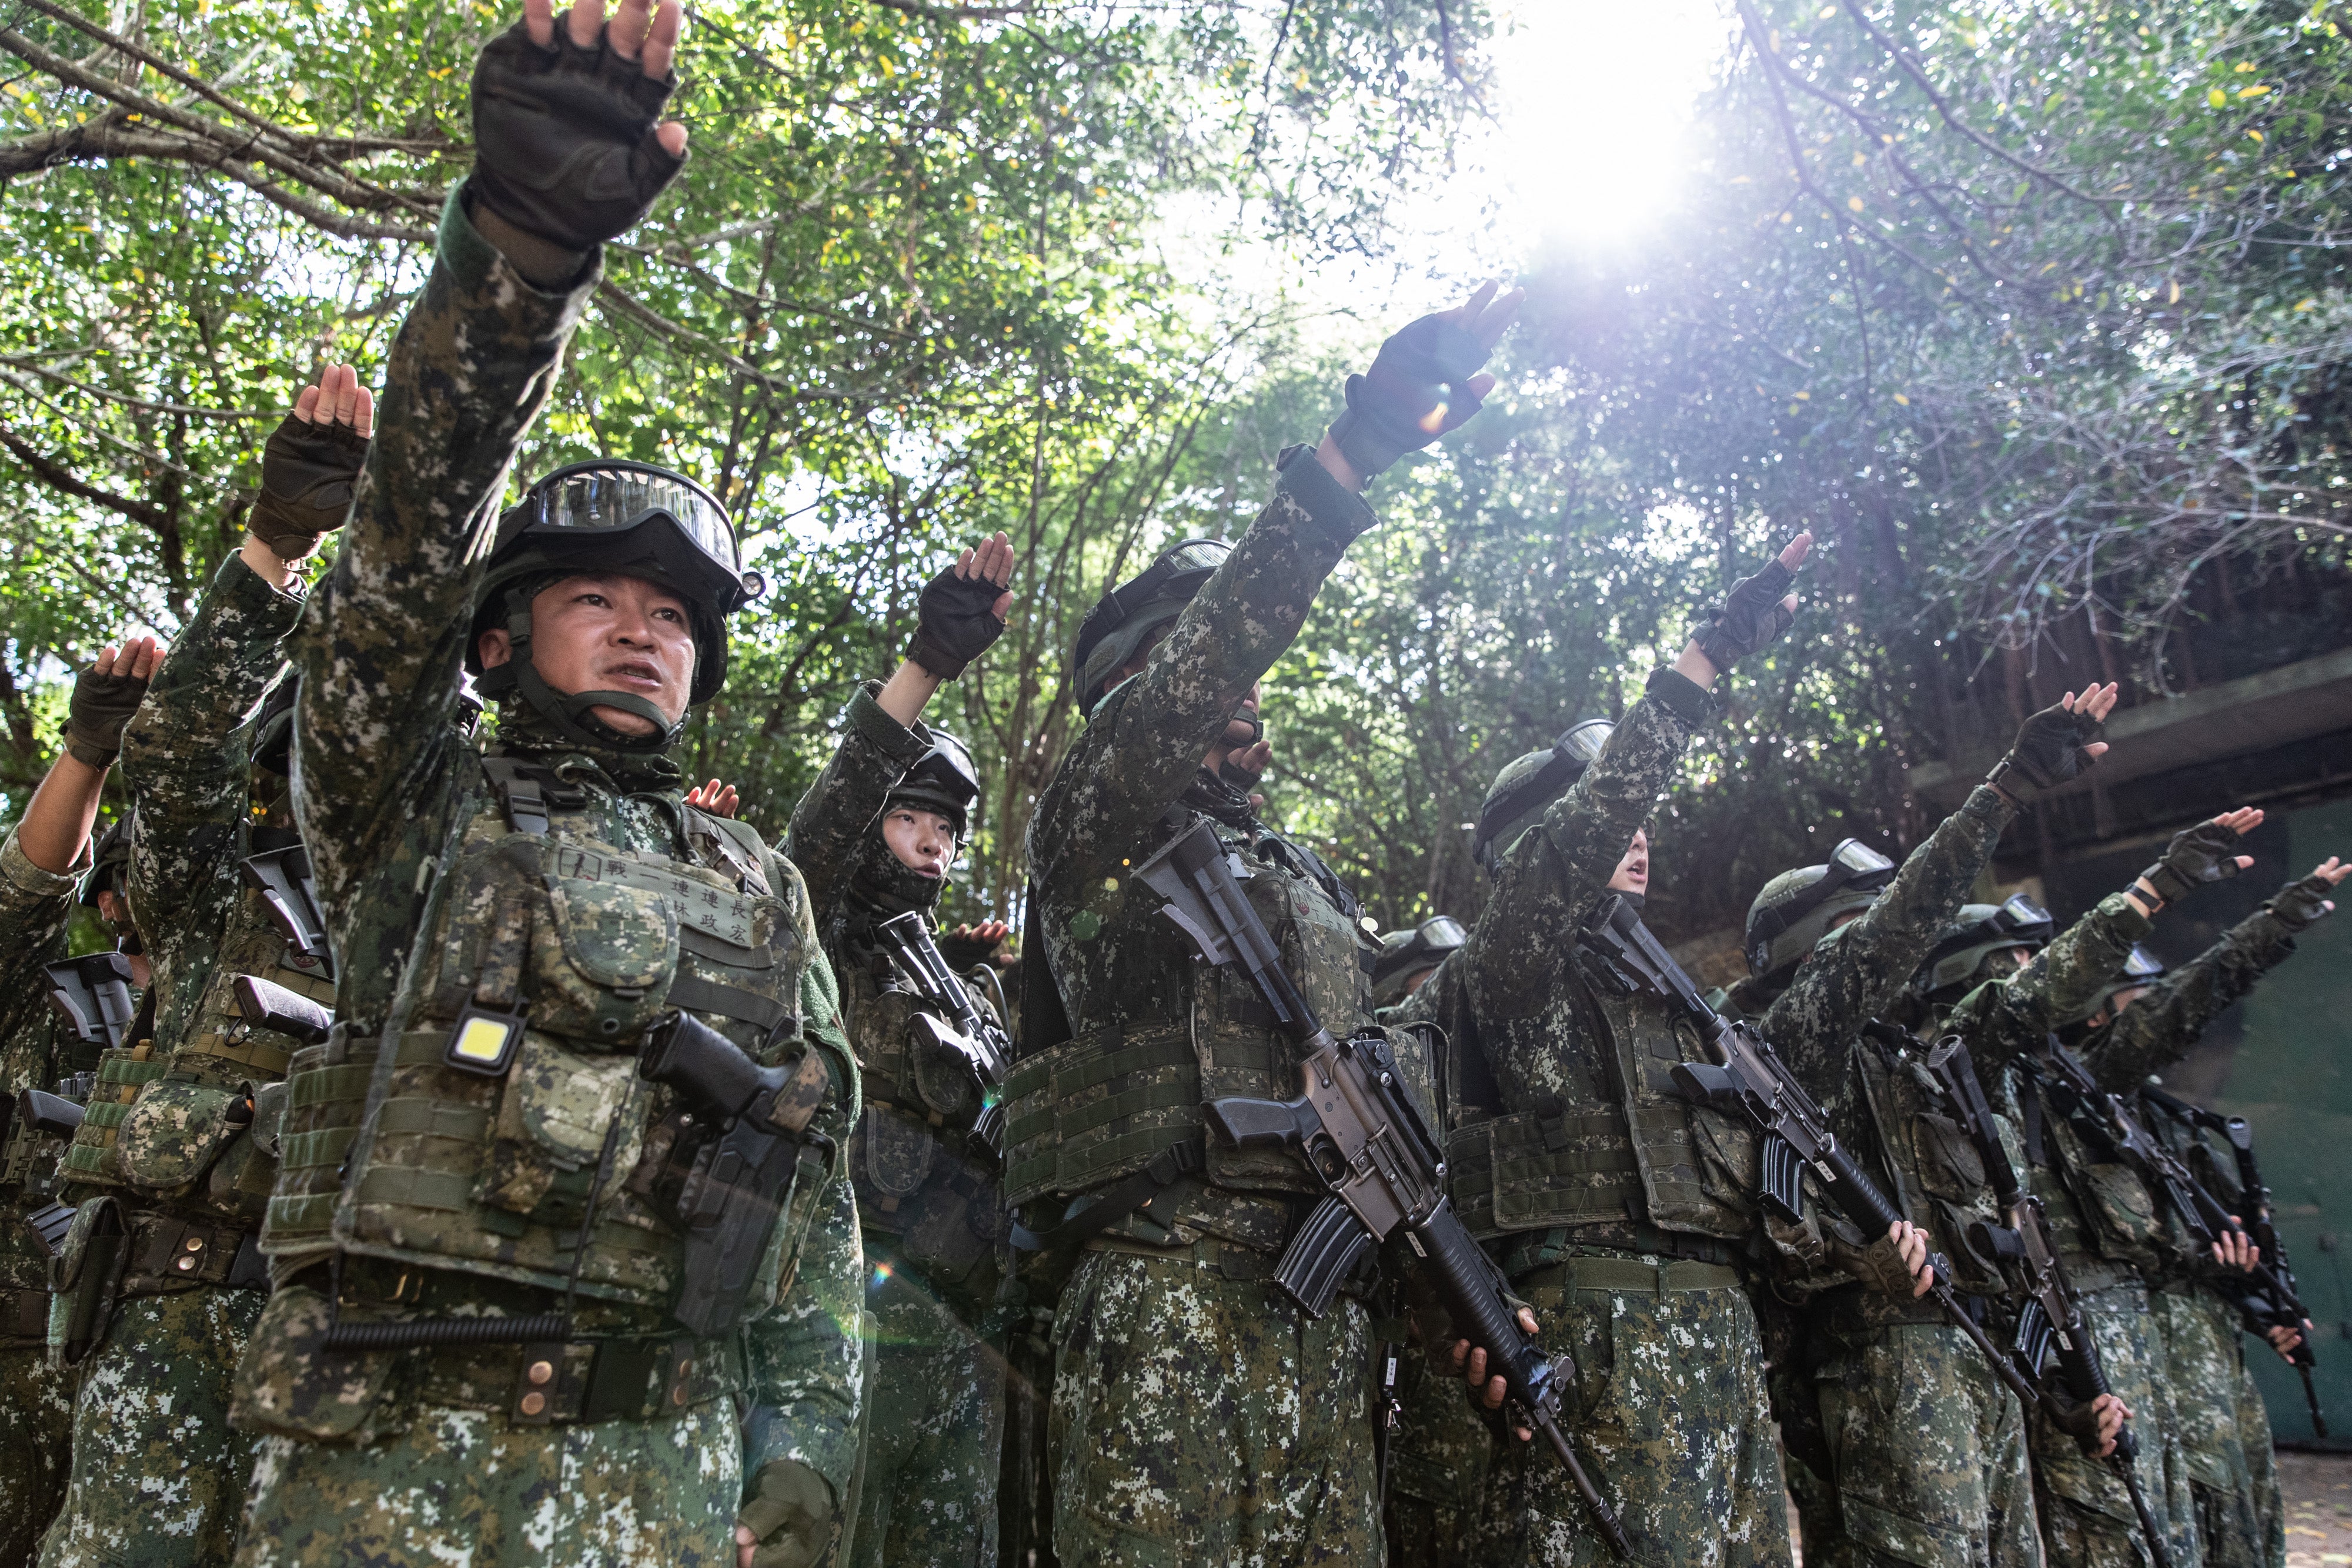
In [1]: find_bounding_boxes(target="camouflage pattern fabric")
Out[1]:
[1046,1249,1377,1568]
[235,1395,746,1568]
[1808,1298,2040,1568]
[235,187,862,1558]
[2024,1279,2197,1568]
[1469,1265,1788,1568]
[36,1288,263,1568]
[0,1346,73,1567]
[849,1255,1004,1568]
[2077,905,2297,1094]
[2151,1283,2282,1568]
[1936,891,2151,1076]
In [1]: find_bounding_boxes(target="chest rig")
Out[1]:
[1843,1026,2016,1299]
[1450,947,1758,1247]
[1003,810,1379,1249]
[285,751,823,1321]
[2006,1059,2166,1285]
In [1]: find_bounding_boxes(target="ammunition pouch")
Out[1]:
[46,1196,128,1366]
[1445,1109,1645,1239]
[1,1283,48,1346]
[853,1101,1007,1316]
[61,1045,169,1188]
[116,1077,252,1194]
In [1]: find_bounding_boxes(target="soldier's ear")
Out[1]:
[479,628,513,669]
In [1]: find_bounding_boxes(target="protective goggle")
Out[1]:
[906,731,980,808]
[1396,914,1467,965]
[1747,837,1898,950]
[1473,719,1616,864]
[1099,539,1231,624]
[2119,943,2166,981]
[1987,891,2053,938]
[510,462,754,597]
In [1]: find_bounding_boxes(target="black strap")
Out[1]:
[664,972,793,1035]
[1017,880,1073,1062]
[2021,1075,2048,1168]
[1008,1140,1204,1253]
[482,757,588,837]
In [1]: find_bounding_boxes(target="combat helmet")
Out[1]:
[1472,718,1615,872]
[77,814,133,910]
[465,461,761,751]
[1743,838,1899,988]
[887,730,981,843]
[1070,539,1239,719]
[1912,892,2055,1004]
[1371,914,1468,1009]
[2060,942,2167,1028]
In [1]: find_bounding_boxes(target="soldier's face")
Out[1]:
[1606,828,1649,895]
[479,573,697,734]
[883,807,957,878]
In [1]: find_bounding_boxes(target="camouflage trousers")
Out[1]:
[1806,1293,2040,1568]
[0,1342,74,1567]
[2151,1283,2284,1568]
[1471,1255,1790,1568]
[1382,1338,1491,1568]
[39,1286,263,1568]
[2029,1278,2197,1568]
[233,1396,744,1567]
[1047,1246,1378,1567]
[851,1256,1004,1568]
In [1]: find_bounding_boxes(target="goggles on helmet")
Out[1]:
[503,461,758,609]
[2118,942,2166,981]
[1071,539,1234,711]
[1473,719,1614,868]
[1372,915,1468,988]
[1747,838,1897,953]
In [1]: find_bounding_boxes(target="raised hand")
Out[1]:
[2267,857,2348,932]
[250,362,375,563]
[1989,684,2118,804]
[2136,808,2260,906]
[906,530,1015,680]
[1682,530,1812,684]
[1322,280,1524,484]
[471,0,688,263]
[685,778,740,818]
[64,635,167,769]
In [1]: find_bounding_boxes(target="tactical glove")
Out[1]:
[737,1459,833,1568]
[2267,872,2339,933]
[1839,1227,1928,1302]
[2042,1386,2113,1458]
[249,413,369,560]
[469,14,684,256]
[905,565,1005,679]
[1986,701,2104,803]
[1327,309,1496,478]
[2137,821,2246,905]
[1689,556,1798,673]
[64,660,150,768]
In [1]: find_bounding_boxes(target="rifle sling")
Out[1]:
[1010,1139,1204,1253]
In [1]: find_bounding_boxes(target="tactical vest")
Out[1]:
[65,825,331,1226]
[1847,1034,2013,1299]
[1448,951,1758,1245]
[1003,813,1377,1236]
[2011,1065,2166,1283]
[265,751,837,1327]
[837,949,1008,1308]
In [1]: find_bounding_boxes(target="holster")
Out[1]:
[48,1196,128,1366]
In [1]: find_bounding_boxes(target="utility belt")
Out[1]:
[1512,1246,1743,1297]
[1499,1222,1745,1283]
[45,1201,266,1366]
[117,1210,268,1295]
[2057,1252,2143,1299]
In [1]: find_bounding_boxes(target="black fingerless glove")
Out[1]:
[64,662,149,768]
[906,567,1005,679]
[2267,872,2338,933]
[469,14,684,255]
[2138,821,2245,904]
[1326,310,1495,479]
[736,1458,833,1568]
[249,414,369,559]
[1690,556,1797,673]
[1987,701,2104,802]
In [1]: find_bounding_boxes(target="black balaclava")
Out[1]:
[846,819,948,929]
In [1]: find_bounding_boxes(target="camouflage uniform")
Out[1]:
[1731,785,2046,1568]
[1007,446,1387,1567]
[786,686,1007,1568]
[2079,907,2304,1568]
[0,831,103,1566]
[1442,670,1791,1568]
[38,550,307,1568]
[226,190,863,1567]
[1940,894,2199,1568]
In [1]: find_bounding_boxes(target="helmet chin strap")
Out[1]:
[481,603,686,753]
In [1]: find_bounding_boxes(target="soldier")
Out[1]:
[1722,687,2116,1568]
[2073,856,2347,1568]
[0,637,161,1566]
[1005,280,1519,1565]
[223,3,861,1563]
[1371,916,1467,1014]
[37,364,363,1568]
[784,532,1016,1568]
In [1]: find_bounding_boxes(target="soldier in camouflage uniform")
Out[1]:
[2073,854,2347,1568]
[784,534,1015,1568]
[1007,282,1518,1566]
[37,366,365,1568]
[1719,686,2116,1568]
[0,638,161,1566]
[225,5,861,1563]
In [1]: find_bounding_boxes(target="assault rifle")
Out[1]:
[1925,1037,2176,1568]
[2138,1083,2324,1437]
[44,952,139,1049]
[1576,895,2041,1410]
[874,910,1008,1152]
[232,974,335,1047]
[240,841,333,975]
[1135,818,1633,1559]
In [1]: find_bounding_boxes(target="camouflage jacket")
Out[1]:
[0,829,103,1308]
[279,190,861,1489]
[72,550,315,1226]
[1940,891,2152,1075]
[2077,904,2297,1094]
[787,683,933,947]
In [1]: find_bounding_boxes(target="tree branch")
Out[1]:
[0,414,175,533]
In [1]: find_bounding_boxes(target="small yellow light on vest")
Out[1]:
[443,1005,526,1077]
